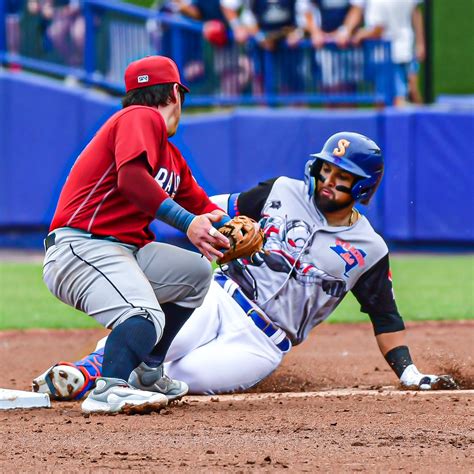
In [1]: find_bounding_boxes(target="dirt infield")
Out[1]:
[0,321,473,472]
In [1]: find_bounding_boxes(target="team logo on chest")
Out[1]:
[330,239,366,276]
[155,168,181,199]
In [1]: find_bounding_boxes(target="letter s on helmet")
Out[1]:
[304,132,384,205]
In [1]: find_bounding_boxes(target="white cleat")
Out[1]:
[129,363,189,402]
[81,377,168,414]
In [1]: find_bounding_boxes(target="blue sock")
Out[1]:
[102,316,157,380]
[144,303,193,368]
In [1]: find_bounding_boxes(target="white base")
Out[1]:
[185,388,474,403]
[0,388,51,410]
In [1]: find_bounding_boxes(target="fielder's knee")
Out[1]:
[184,254,212,307]
[111,307,164,344]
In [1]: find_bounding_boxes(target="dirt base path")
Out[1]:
[0,321,473,472]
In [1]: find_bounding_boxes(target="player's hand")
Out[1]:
[400,365,458,390]
[187,213,230,262]
[210,209,228,219]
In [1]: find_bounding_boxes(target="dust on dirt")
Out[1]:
[436,359,474,389]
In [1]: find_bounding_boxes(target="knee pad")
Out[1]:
[113,307,164,344]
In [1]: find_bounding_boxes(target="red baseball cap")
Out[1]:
[124,55,190,93]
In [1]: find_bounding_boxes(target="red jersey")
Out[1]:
[50,106,218,247]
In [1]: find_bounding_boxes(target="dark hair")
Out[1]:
[122,83,186,108]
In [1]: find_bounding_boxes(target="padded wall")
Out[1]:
[0,71,472,246]
[412,110,474,241]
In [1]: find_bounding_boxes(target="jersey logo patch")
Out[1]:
[330,239,366,276]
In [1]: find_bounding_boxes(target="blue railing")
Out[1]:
[0,0,394,105]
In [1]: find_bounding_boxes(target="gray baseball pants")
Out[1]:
[43,227,212,342]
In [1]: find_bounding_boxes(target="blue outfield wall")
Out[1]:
[0,71,473,247]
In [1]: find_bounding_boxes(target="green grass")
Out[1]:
[0,263,100,330]
[433,0,474,96]
[331,255,474,323]
[0,255,472,330]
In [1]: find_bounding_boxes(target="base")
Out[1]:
[0,388,51,410]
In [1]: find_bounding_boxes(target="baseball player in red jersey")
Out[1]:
[42,55,230,414]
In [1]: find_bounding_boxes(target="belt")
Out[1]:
[44,232,56,251]
[44,230,119,252]
[215,274,291,353]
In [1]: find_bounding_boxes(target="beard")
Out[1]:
[314,192,353,213]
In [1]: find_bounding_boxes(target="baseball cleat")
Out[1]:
[32,350,103,400]
[128,362,189,401]
[32,363,87,400]
[81,377,168,414]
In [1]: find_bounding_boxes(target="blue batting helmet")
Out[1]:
[305,132,383,204]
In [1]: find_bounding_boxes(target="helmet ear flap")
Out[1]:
[304,159,317,197]
[352,173,383,204]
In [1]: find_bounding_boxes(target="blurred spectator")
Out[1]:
[169,0,230,45]
[5,0,25,68]
[27,0,84,68]
[308,0,353,48]
[221,0,317,51]
[47,0,84,67]
[304,1,362,99]
[219,0,323,96]
[149,1,229,53]
[408,2,424,104]
[343,0,425,106]
[170,0,227,22]
[153,0,251,95]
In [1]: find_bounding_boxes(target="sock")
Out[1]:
[66,348,104,399]
[144,303,194,368]
[74,348,104,377]
[102,316,157,380]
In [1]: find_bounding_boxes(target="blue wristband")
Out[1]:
[155,198,195,233]
[228,193,240,218]
[211,214,231,229]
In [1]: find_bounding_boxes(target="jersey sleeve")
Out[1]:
[113,108,167,172]
[351,254,405,335]
[173,160,219,215]
[232,178,278,220]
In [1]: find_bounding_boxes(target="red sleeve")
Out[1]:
[117,157,168,216]
[173,150,219,215]
[112,107,167,173]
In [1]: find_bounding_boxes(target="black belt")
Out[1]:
[215,274,291,353]
[44,232,56,251]
[44,231,119,251]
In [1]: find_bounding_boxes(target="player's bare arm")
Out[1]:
[353,253,457,390]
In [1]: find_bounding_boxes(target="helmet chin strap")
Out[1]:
[317,174,352,194]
